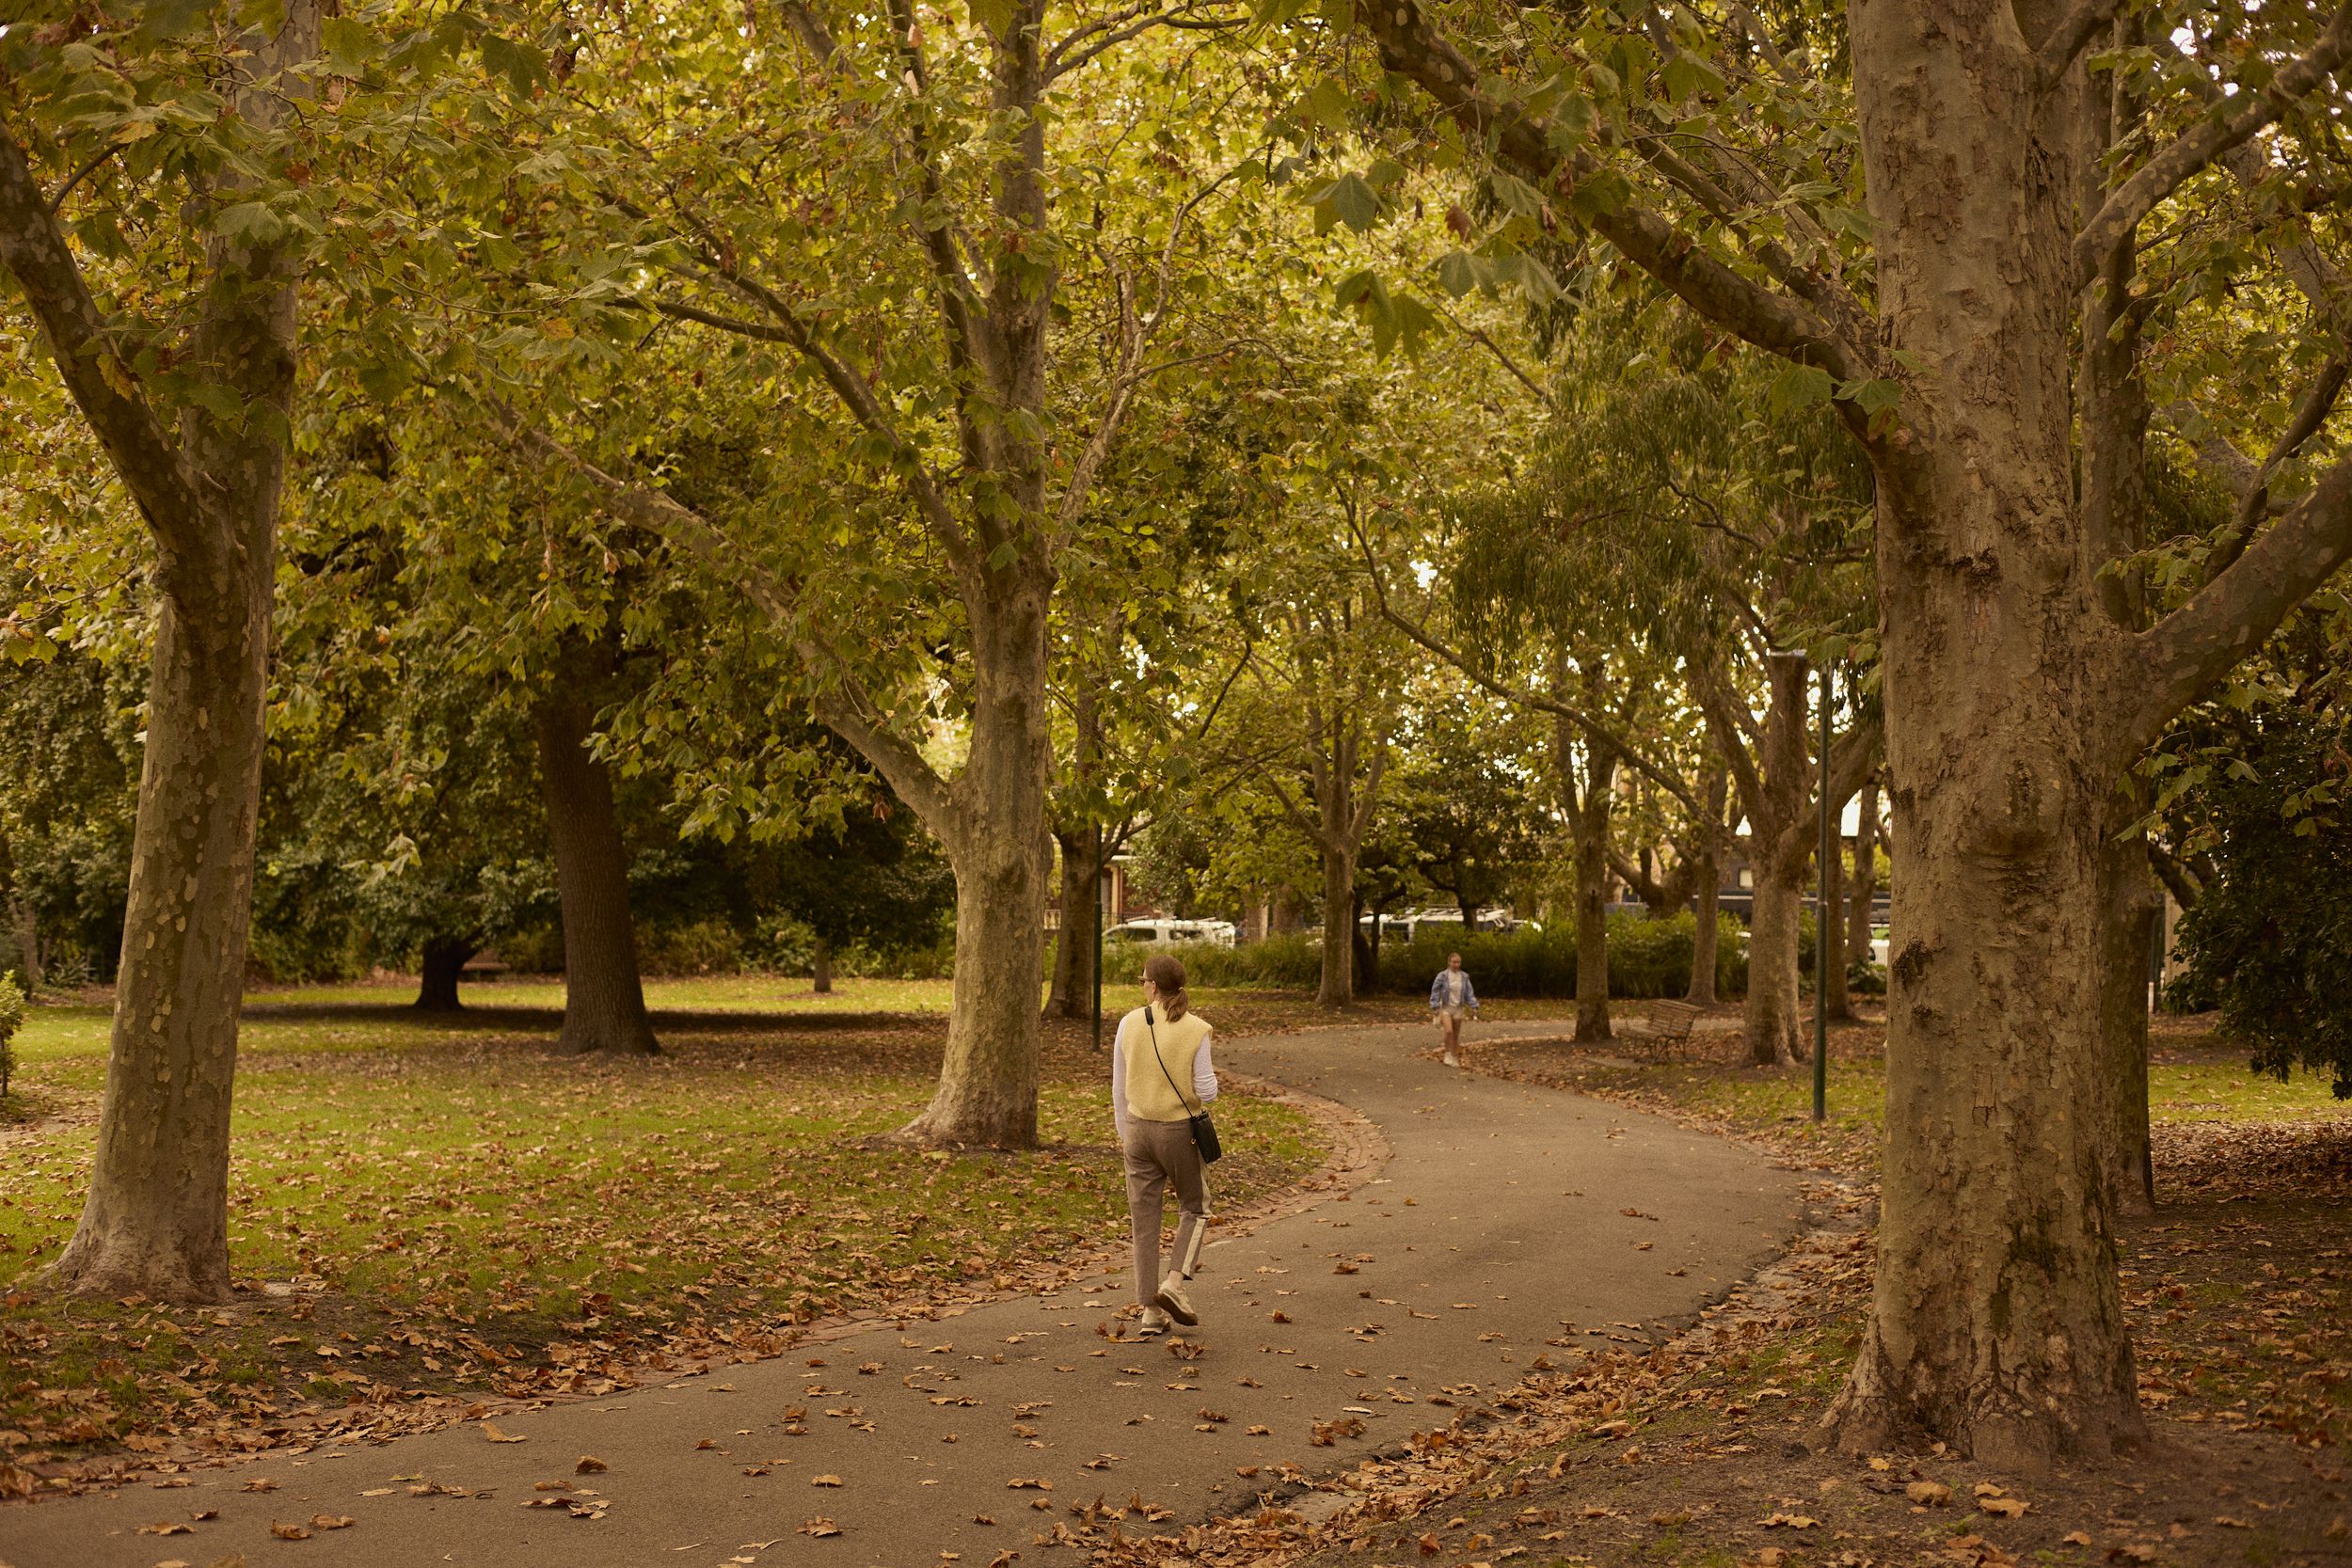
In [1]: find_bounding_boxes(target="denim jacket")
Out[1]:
[1428,969,1479,1010]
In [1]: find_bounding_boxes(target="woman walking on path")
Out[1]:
[1430,951,1479,1067]
[1111,952,1216,1338]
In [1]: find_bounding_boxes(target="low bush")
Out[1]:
[1373,912,1750,999]
[1166,914,1752,999]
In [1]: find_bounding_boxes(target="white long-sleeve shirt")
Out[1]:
[1111,1029,1217,1143]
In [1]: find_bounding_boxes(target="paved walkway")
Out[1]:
[3,1018,1802,1568]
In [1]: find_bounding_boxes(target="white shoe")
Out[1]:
[1154,1275,1199,1326]
[1134,1307,1170,1338]
[1442,1051,1460,1068]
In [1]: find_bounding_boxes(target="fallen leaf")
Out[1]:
[576,1456,608,1474]
[241,1478,278,1493]
[799,1516,840,1537]
[811,1475,844,1487]
[1907,1481,1953,1506]
[481,1422,527,1444]
[270,1523,312,1541]
[137,1523,192,1536]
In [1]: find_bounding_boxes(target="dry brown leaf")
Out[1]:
[799,1516,840,1537]
[270,1522,312,1541]
[480,1422,526,1444]
[575,1456,608,1473]
[312,1514,356,1529]
[811,1474,844,1487]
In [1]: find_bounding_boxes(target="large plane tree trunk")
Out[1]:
[1827,4,2145,1465]
[534,680,659,1057]
[898,580,1053,1148]
[1744,871,1803,1067]
[416,937,473,1012]
[1567,747,1618,1043]
[11,3,318,1302]
[1317,846,1357,1006]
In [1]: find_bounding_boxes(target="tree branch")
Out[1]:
[1353,2,1878,399]
[2030,0,2124,90]
[2124,440,2352,756]
[2073,8,2352,293]
[0,121,201,548]
[490,403,966,849]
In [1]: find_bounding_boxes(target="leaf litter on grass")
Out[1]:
[0,1009,1327,1493]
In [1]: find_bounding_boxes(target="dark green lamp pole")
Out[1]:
[1813,661,1833,1122]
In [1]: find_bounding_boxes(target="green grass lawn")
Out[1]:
[0,990,1327,1469]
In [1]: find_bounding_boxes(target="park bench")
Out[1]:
[1615,1000,1705,1061]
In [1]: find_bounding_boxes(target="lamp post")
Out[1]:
[1813,659,1833,1123]
[1091,822,1105,1053]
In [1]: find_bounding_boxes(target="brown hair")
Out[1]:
[1144,952,1191,1022]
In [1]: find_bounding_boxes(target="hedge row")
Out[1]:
[1175,911,1756,999]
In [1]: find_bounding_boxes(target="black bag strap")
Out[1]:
[1143,1006,1204,1117]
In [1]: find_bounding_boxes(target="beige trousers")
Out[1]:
[1121,1117,1208,1307]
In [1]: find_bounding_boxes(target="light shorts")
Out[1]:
[1435,1006,1472,1023]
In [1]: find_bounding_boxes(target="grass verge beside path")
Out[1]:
[0,993,1327,1492]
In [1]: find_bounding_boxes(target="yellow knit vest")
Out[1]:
[1118,1006,1212,1123]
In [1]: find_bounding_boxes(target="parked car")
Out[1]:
[1105,918,1237,948]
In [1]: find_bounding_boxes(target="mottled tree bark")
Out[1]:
[534,682,659,1057]
[3,4,319,1302]
[812,936,834,996]
[891,575,1054,1147]
[1827,0,2143,1465]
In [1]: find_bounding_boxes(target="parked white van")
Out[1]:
[1105,918,1238,948]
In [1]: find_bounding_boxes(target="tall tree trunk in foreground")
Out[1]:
[1829,1,2143,1464]
[2,4,318,1300]
[416,938,473,1012]
[1685,766,1727,1006]
[812,937,834,996]
[534,681,659,1056]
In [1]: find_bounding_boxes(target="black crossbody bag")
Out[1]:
[1144,1006,1222,1164]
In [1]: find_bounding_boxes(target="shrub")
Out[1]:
[1177,933,1326,990]
[0,971,24,1101]
[1371,913,1747,999]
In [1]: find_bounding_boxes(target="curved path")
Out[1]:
[2,1018,1802,1568]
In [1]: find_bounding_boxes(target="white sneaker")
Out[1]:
[1154,1275,1199,1326]
[1442,1051,1460,1068]
[1134,1307,1170,1338]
